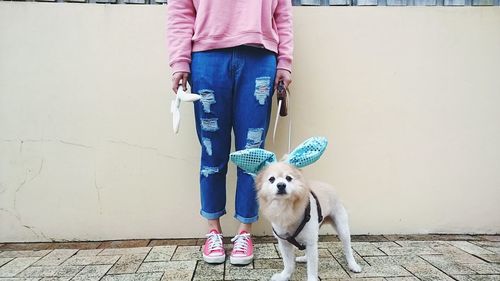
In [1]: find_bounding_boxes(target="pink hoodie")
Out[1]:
[167,0,293,74]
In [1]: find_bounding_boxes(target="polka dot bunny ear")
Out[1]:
[285,137,328,168]
[230,149,277,176]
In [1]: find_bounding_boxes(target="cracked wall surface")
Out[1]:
[1,3,500,241]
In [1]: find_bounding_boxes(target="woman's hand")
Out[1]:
[274,69,292,91]
[172,72,189,94]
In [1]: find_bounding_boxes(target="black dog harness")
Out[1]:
[272,191,323,250]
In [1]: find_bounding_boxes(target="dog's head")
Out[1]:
[230,137,328,201]
[255,161,307,202]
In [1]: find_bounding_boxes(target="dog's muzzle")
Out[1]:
[276,182,287,195]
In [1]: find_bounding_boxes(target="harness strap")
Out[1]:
[311,191,323,223]
[272,191,323,250]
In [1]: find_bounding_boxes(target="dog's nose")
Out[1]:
[277,182,286,194]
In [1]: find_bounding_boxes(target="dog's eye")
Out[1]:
[269,176,275,183]
[286,176,293,182]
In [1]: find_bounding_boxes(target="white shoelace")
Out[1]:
[231,233,251,253]
[205,232,224,252]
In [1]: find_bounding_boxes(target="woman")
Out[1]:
[167,0,293,265]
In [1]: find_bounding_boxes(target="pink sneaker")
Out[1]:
[202,229,226,264]
[230,231,254,265]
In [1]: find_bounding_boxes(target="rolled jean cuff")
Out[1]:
[200,209,226,220]
[234,213,259,224]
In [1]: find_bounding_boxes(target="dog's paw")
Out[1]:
[295,255,307,263]
[271,272,290,281]
[348,262,362,273]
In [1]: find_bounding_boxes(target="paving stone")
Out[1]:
[318,235,341,242]
[0,257,41,277]
[0,258,13,267]
[192,260,224,281]
[318,257,350,278]
[253,258,283,270]
[98,240,150,249]
[329,246,370,269]
[351,235,389,242]
[98,247,151,256]
[33,250,78,266]
[479,236,500,242]
[384,234,443,241]
[379,245,440,256]
[472,241,500,254]
[148,239,198,247]
[253,236,280,244]
[74,249,103,256]
[465,262,500,274]
[137,260,196,273]
[433,234,482,241]
[290,262,308,281]
[155,261,196,280]
[253,243,279,259]
[70,264,112,281]
[16,265,83,278]
[322,278,385,281]
[477,254,500,263]
[449,241,496,256]
[352,242,386,256]
[371,241,402,248]
[0,277,42,281]
[420,254,476,275]
[144,246,176,262]
[388,234,480,241]
[44,242,101,250]
[171,246,201,261]
[348,264,411,278]
[225,264,276,281]
[62,255,120,266]
[395,240,449,248]
[0,244,52,251]
[283,247,332,259]
[453,275,500,281]
[426,243,487,264]
[107,253,147,274]
[382,276,419,281]
[364,255,428,267]
[318,241,343,251]
[101,272,163,281]
[403,261,456,281]
[0,251,51,258]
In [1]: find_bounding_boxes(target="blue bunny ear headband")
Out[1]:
[229,137,328,176]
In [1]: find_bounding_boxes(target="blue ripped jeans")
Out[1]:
[190,46,277,224]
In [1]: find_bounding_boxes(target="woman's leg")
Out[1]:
[232,46,277,225]
[190,49,235,264]
[208,219,222,233]
[229,46,277,265]
[190,49,234,227]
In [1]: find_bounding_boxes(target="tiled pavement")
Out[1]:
[0,235,499,281]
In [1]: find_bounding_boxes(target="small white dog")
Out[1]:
[230,137,361,281]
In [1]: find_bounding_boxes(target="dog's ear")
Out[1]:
[230,148,277,175]
[285,137,328,168]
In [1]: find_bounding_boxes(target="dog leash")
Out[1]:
[272,191,323,250]
[272,83,292,153]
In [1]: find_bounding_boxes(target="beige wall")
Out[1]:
[1,2,499,242]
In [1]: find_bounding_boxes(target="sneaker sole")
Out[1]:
[230,254,254,265]
[203,254,226,264]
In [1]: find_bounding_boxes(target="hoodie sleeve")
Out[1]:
[167,0,196,74]
[274,0,293,73]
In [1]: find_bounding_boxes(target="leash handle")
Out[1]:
[272,81,292,153]
[276,81,288,117]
